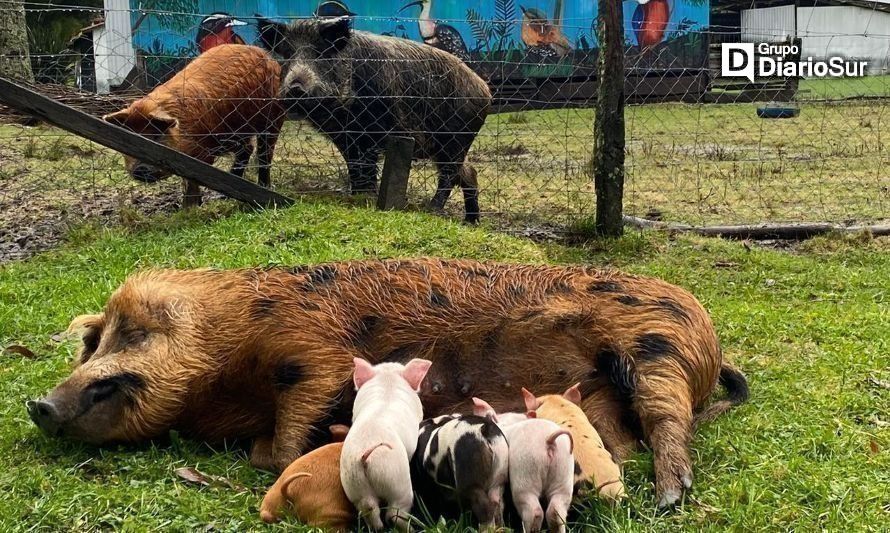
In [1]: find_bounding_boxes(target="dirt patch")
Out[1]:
[0,186,182,263]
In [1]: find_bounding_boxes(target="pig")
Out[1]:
[522,385,625,503]
[29,259,748,508]
[102,44,285,206]
[412,413,509,529]
[259,424,355,529]
[257,16,491,223]
[340,358,432,530]
[473,398,574,533]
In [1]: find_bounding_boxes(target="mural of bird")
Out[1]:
[632,0,671,50]
[399,0,471,62]
[520,1,571,60]
[314,1,356,18]
[196,13,247,53]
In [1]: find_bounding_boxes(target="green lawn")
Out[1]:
[799,74,890,100]
[3,91,888,254]
[0,200,887,531]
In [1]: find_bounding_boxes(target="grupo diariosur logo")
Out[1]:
[721,43,868,82]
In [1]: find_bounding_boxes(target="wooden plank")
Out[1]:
[624,216,890,240]
[377,136,413,211]
[0,76,293,208]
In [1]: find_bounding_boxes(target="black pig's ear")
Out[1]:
[256,15,294,58]
[318,15,351,54]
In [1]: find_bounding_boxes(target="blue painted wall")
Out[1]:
[130,1,709,85]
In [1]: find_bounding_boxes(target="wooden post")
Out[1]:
[0,76,293,208]
[593,0,625,237]
[377,135,414,211]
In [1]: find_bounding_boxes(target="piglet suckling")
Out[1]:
[412,413,509,530]
[473,398,575,533]
[523,385,625,503]
[340,358,432,531]
[259,424,354,529]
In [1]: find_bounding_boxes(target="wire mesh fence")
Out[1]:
[2,1,890,261]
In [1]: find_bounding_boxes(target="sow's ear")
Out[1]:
[66,313,103,365]
[521,387,541,412]
[256,15,294,58]
[353,357,376,389]
[401,358,432,391]
[563,382,583,406]
[318,15,351,55]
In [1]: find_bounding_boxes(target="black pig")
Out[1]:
[412,414,509,529]
[257,15,491,223]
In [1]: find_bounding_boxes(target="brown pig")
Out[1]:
[28,259,748,508]
[259,424,356,529]
[102,44,284,206]
[523,385,626,503]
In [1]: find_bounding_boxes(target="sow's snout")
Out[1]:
[26,374,142,443]
[26,398,63,436]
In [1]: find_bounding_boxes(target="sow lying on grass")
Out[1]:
[27,258,748,507]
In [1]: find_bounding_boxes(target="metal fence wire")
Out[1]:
[1,1,889,261]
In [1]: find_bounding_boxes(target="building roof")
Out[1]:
[67,17,106,50]
[713,0,890,14]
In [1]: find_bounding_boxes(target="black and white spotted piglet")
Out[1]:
[411,414,509,529]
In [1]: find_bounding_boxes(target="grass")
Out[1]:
[3,82,889,251]
[799,74,890,101]
[0,199,888,531]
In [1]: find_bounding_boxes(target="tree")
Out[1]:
[0,0,34,81]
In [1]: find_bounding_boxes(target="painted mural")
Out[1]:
[129,0,709,89]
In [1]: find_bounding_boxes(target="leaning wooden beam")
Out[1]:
[0,76,293,208]
[623,216,890,240]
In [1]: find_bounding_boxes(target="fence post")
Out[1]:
[593,0,626,236]
[377,135,414,211]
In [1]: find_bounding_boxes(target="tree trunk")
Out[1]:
[0,0,34,81]
[593,0,625,236]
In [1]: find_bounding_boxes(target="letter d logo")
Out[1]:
[721,43,755,83]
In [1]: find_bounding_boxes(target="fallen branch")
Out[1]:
[623,216,890,240]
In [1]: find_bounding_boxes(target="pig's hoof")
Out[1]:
[656,487,682,509]
[249,436,275,471]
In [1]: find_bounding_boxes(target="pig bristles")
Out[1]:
[45,258,746,503]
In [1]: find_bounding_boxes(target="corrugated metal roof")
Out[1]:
[714,0,890,14]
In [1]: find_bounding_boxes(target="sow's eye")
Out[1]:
[126,329,149,346]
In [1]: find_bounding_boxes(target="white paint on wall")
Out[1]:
[95,0,135,93]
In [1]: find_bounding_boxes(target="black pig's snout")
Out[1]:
[27,399,62,436]
[132,164,163,183]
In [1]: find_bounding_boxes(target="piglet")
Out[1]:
[340,358,432,531]
[259,424,355,529]
[412,413,509,530]
[523,385,625,503]
[473,397,575,533]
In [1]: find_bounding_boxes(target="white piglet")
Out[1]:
[473,397,575,533]
[340,358,432,531]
